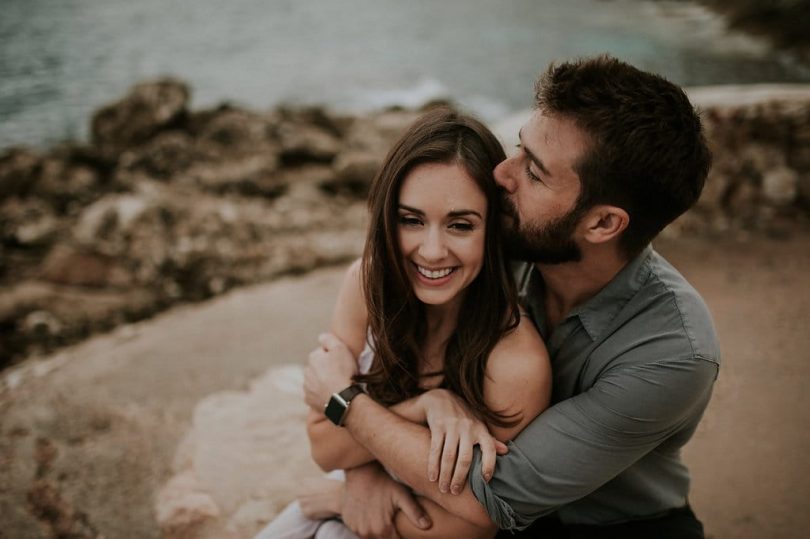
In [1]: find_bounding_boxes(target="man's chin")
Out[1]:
[503,232,582,264]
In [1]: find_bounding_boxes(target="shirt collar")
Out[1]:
[570,245,654,341]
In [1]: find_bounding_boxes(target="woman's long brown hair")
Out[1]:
[354,107,520,427]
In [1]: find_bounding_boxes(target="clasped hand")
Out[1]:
[420,388,509,495]
[304,333,508,497]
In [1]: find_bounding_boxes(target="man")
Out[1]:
[304,55,718,538]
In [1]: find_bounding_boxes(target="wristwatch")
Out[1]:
[324,384,365,426]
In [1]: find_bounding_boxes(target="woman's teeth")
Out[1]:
[416,266,455,279]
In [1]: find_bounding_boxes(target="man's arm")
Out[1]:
[467,356,718,530]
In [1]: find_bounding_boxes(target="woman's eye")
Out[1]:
[399,215,422,227]
[449,222,474,232]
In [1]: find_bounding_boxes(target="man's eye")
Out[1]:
[525,165,541,182]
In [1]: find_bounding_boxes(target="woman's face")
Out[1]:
[397,161,488,307]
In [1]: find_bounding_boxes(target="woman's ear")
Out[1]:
[580,205,629,244]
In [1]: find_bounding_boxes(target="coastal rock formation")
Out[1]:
[155,364,321,538]
[0,83,424,367]
[2,81,810,367]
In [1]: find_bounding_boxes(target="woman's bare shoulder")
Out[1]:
[330,258,368,357]
[488,315,549,372]
[484,315,551,440]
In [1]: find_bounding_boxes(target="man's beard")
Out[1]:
[502,198,583,264]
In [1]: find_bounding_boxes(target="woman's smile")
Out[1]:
[414,263,458,285]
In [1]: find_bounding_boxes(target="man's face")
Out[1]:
[494,110,589,264]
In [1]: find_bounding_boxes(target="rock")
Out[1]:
[327,150,382,196]
[72,190,171,259]
[0,147,42,199]
[727,180,759,222]
[13,214,60,247]
[19,310,64,340]
[185,155,285,198]
[32,157,100,210]
[798,173,810,205]
[91,79,190,160]
[155,364,322,539]
[0,281,161,366]
[195,107,277,159]
[155,471,224,539]
[742,143,785,173]
[277,105,351,138]
[39,244,132,288]
[761,166,799,206]
[1,198,62,249]
[119,131,195,180]
[278,123,342,164]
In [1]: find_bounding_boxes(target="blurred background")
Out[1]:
[1,1,809,538]
[2,0,810,148]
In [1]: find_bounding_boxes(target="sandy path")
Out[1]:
[1,232,809,538]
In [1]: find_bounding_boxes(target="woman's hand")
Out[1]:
[304,333,358,412]
[420,389,509,496]
[297,477,344,520]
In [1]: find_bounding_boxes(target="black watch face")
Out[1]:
[325,395,346,426]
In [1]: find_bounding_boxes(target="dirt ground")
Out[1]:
[1,230,808,538]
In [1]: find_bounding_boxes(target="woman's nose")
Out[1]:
[418,227,448,261]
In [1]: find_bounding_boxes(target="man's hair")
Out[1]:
[535,55,712,258]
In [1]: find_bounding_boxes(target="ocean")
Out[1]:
[2,0,809,149]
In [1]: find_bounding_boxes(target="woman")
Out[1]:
[259,108,551,539]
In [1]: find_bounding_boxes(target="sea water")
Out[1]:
[1,0,809,148]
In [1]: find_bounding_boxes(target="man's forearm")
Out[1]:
[343,394,492,528]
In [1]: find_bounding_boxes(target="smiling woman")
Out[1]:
[257,107,551,539]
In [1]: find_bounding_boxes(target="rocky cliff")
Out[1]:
[2,80,810,368]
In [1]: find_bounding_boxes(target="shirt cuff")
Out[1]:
[468,445,532,531]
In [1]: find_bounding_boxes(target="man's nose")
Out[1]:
[418,227,447,261]
[494,157,517,193]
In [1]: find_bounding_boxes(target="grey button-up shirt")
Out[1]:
[469,246,720,529]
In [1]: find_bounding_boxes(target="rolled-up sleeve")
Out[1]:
[469,356,718,530]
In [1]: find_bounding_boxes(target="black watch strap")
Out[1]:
[324,384,365,426]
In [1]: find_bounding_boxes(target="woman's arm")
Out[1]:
[483,315,551,441]
[308,397,427,471]
[307,259,432,471]
[395,496,496,539]
[307,259,370,470]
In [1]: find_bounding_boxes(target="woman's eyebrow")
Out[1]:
[399,204,483,220]
[448,209,483,219]
[398,204,424,215]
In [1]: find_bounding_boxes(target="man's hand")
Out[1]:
[342,463,431,539]
[304,332,358,411]
[420,389,509,495]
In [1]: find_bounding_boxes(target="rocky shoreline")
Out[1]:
[695,0,810,61]
[2,80,810,368]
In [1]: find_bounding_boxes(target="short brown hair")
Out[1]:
[535,55,712,257]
